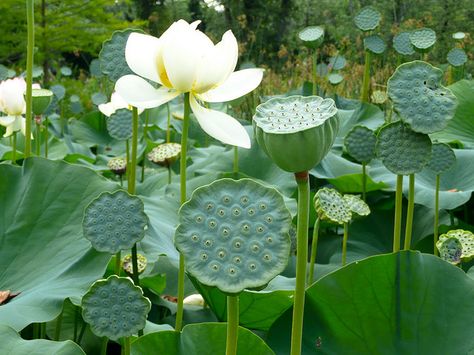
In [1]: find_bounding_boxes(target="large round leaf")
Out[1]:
[131,323,274,355]
[0,158,115,330]
[267,251,474,354]
[0,325,85,355]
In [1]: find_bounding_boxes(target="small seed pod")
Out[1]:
[147,143,181,167]
[107,157,127,176]
[122,253,147,274]
[31,89,54,115]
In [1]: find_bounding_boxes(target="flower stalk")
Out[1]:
[25,0,35,158]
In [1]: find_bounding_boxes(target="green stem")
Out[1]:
[166,103,171,143]
[290,171,310,355]
[403,174,415,250]
[312,48,318,95]
[12,132,17,164]
[25,0,35,158]
[449,210,455,226]
[362,163,367,201]
[434,174,440,256]
[393,175,403,252]
[225,295,239,355]
[54,309,63,340]
[342,223,349,266]
[39,323,46,339]
[77,321,86,345]
[33,323,39,339]
[123,337,131,355]
[128,108,138,194]
[131,245,139,286]
[44,117,48,158]
[175,93,191,332]
[115,251,121,276]
[361,50,371,102]
[35,121,41,156]
[100,337,108,355]
[307,217,320,285]
[73,306,79,341]
[233,146,239,176]
[125,140,130,182]
[141,110,149,183]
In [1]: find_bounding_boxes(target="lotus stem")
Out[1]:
[166,103,171,143]
[25,0,34,158]
[434,174,440,256]
[226,295,239,355]
[176,93,191,332]
[362,163,367,201]
[44,117,48,158]
[12,132,17,164]
[54,308,63,340]
[123,337,131,355]
[73,306,78,341]
[361,50,371,103]
[125,140,130,182]
[393,175,403,252]
[40,322,46,339]
[307,217,320,285]
[33,323,39,339]
[100,337,108,355]
[312,48,318,95]
[233,146,239,176]
[115,251,121,276]
[77,321,87,345]
[129,107,140,289]
[141,110,149,183]
[404,174,415,250]
[35,120,41,156]
[290,171,310,355]
[342,222,349,266]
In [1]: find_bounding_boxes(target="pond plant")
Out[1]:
[2,2,474,355]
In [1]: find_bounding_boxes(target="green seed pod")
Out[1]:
[122,254,147,274]
[147,143,181,167]
[364,34,386,55]
[436,237,462,265]
[328,73,344,85]
[376,121,432,175]
[344,125,377,164]
[371,90,388,104]
[447,48,468,67]
[409,28,436,53]
[31,89,53,116]
[174,178,292,294]
[354,6,381,32]
[393,32,415,56]
[387,61,457,134]
[437,230,474,263]
[107,108,132,140]
[83,190,149,254]
[253,95,339,173]
[452,32,465,41]
[343,194,370,217]
[298,26,324,49]
[427,143,456,175]
[107,157,127,176]
[313,188,352,224]
[328,55,346,70]
[81,275,151,340]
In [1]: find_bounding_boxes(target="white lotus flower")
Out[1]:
[0,77,27,137]
[115,19,263,148]
[98,91,144,117]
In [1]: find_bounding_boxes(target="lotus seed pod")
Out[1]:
[447,48,468,67]
[313,188,352,225]
[364,34,386,55]
[371,90,388,104]
[328,55,346,70]
[328,73,343,85]
[107,157,127,176]
[436,237,462,265]
[452,32,465,41]
[438,229,474,263]
[107,108,132,140]
[427,143,456,175]
[81,275,151,340]
[354,6,381,32]
[122,254,147,274]
[31,89,53,115]
[343,194,370,217]
[147,143,181,167]
[83,190,149,254]
[393,32,415,56]
[376,121,432,175]
[174,178,292,294]
[409,28,436,53]
[298,26,324,49]
[344,125,377,164]
[387,61,458,134]
[183,294,205,307]
[253,95,339,173]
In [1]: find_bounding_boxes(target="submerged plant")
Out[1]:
[175,178,291,355]
[253,95,338,355]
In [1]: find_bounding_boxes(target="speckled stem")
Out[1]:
[290,171,309,355]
